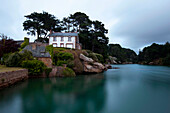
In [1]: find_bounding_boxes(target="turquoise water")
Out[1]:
[0,64,170,113]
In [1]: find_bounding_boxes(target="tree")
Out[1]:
[138,42,170,64]
[60,12,109,59]
[108,44,137,62]
[0,34,20,59]
[23,11,60,39]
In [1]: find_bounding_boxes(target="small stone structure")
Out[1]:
[0,69,28,89]
[22,42,52,68]
[38,58,52,68]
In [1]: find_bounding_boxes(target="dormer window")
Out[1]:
[68,37,72,41]
[41,52,45,56]
[61,37,64,41]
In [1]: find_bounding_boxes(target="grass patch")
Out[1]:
[0,65,23,73]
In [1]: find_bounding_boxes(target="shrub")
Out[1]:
[67,60,74,69]
[54,47,66,51]
[46,45,54,61]
[62,67,76,77]
[1,53,11,65]
[5,52,22,67]
[95,53,104,63]
[20,50,34,61]
[46,45,53,56]
[44,67,52,77]
[73,58,84,74]
[1,78,5,83]
[57,52,73,61]
[57,60,67,66]
[22,60,46,75]
[162,54,170,66]
[88,53,98,62]
[20,37,29,51]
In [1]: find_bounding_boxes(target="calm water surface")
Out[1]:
[0,64,170,113]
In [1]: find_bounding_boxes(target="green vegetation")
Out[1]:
[44,67,52,77]
[23,11,58,39]
[23,11,109,60]
[19,37,29,51]
[62,67,76,77]
[57,52,73,61]
[0,34,20,60]
[22,60,46,75]
[162,54,170,66]
[67,60,74,69]
[87,50,98,62]
[57,60,67,66]
[56,52,73,66]
[84,50,104,63]
[108,44,137,63]
[138,42,170,66]
[1,50,46,75]
[0,65,23,73]
[1,78,5,82]
[5,52,21,67]
[95,53,104,63]
[3,50,33,67]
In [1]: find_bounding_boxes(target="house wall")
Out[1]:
[49,36,76,49]
[38,57,52,68]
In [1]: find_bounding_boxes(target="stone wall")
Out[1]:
[38,57,53,68]
[0,69,28,89]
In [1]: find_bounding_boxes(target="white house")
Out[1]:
[48,31,81,49]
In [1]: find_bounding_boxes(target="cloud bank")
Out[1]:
[0,0,170,52]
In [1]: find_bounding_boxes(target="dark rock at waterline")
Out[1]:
[104,64,112,69]
[113,67,120,69]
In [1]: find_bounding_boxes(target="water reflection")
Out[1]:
[1,74,106,113]
[1,65,170,113]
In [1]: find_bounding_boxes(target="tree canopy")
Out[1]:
[23,11,60,39]
[61,12,109,58]
[108,44,137,63]
[0,34,20,59]
[23,11,109,58]
[138,42,170,65]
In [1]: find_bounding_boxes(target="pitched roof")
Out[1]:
[21,45,51,58]
[49,32,78,37]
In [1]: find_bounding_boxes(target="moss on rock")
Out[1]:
[62,67,76,77]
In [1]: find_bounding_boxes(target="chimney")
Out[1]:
[50,30,52,34]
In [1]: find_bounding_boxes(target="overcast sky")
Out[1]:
[0,0,170,53]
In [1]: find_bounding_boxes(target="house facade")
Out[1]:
[48,31,81,49]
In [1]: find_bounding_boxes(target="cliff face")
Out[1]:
[53,48,106,74]
[79,54,105,73]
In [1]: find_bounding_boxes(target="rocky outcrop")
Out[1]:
[104,64,112,69]
[108,56,118,64]
[80,54,105,73]
[80,54,94,63]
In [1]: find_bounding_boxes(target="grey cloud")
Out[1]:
[109,0,170,52]
[0,0,170,52]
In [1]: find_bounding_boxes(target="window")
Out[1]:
[68,37,72,41]
[41,52,45,56]
[60,43,64,47]
[53,44,57,47]
[53,37,57,41]
[61,37,64,41]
